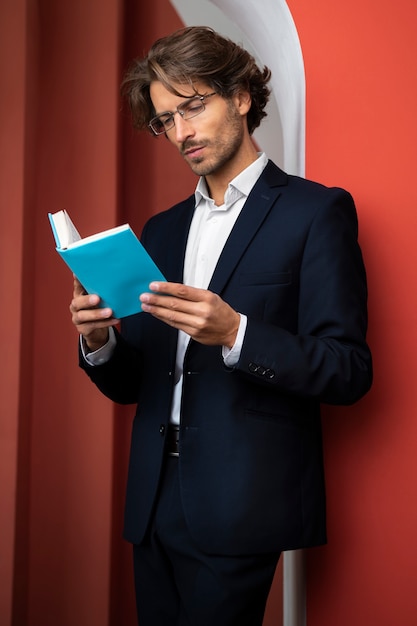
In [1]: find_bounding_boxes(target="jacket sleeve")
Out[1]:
[79,328,143,405]
[235,188,372,405]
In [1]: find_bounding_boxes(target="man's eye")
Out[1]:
[160,115,174,127]
[183,101,203,115]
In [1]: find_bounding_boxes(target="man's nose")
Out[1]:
[172,112,194,142]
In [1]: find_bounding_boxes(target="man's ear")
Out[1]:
[233,90,252,116]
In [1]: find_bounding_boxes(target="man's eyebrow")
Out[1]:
[154,95,200,116]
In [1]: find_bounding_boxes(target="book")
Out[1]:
[48,209,166,319]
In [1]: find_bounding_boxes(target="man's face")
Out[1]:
[149,81,250,178]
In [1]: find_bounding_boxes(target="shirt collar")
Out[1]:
[194,152,268,209]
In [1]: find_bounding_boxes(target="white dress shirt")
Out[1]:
[83,153,268,425]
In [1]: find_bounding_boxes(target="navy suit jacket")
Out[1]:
[81,161,372,555]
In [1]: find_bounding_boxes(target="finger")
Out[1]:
[72,305,114,323]
[148,281,205,302]
[141,295,214,337]
[70,293,101,313]
[140,293,204,319]
[69,290,116,328]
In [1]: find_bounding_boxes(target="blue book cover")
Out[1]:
[48,210,166,319]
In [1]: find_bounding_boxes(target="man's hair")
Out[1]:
[121,26,271,135]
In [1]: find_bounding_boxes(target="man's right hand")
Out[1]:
[70,276,118,352]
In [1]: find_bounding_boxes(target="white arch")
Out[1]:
[170,0,305,177]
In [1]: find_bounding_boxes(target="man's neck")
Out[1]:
[205,144,259,206]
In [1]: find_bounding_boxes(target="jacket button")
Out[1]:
[159,424,165,436]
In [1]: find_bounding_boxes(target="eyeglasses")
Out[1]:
[148,92,217,135]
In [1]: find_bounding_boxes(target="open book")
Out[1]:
[48,210,166,319]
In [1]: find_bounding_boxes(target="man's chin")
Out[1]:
[186,159,213,177]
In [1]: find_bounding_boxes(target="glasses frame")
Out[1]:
[148,92,217,136]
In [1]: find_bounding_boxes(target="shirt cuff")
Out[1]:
[81,327,117,366]
[222,314,247,368]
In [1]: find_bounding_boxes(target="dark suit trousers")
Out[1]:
[133,457,280,626]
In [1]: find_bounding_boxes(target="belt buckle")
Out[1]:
[167,425,180,457]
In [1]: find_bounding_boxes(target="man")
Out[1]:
[70,26,372,626]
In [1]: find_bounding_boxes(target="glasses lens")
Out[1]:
[149,96,211,135]
[180,98,205,120]
[151,114,174,134]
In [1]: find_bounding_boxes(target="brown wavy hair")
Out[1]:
[121,26,271,136]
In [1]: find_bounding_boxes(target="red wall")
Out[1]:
[1,1,416,625]
[0,1,26,623]
[287,0,417,623]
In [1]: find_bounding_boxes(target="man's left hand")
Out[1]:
[140,282,240,349]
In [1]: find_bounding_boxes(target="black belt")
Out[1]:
[166,425,180,457]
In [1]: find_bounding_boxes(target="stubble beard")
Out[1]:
[182,104,244,177]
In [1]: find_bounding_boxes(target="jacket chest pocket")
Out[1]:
[238,271,292,286]
[232,270,297,325]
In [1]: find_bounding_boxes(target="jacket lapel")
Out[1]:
[165,194,195,283]
[208,161,288,295]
